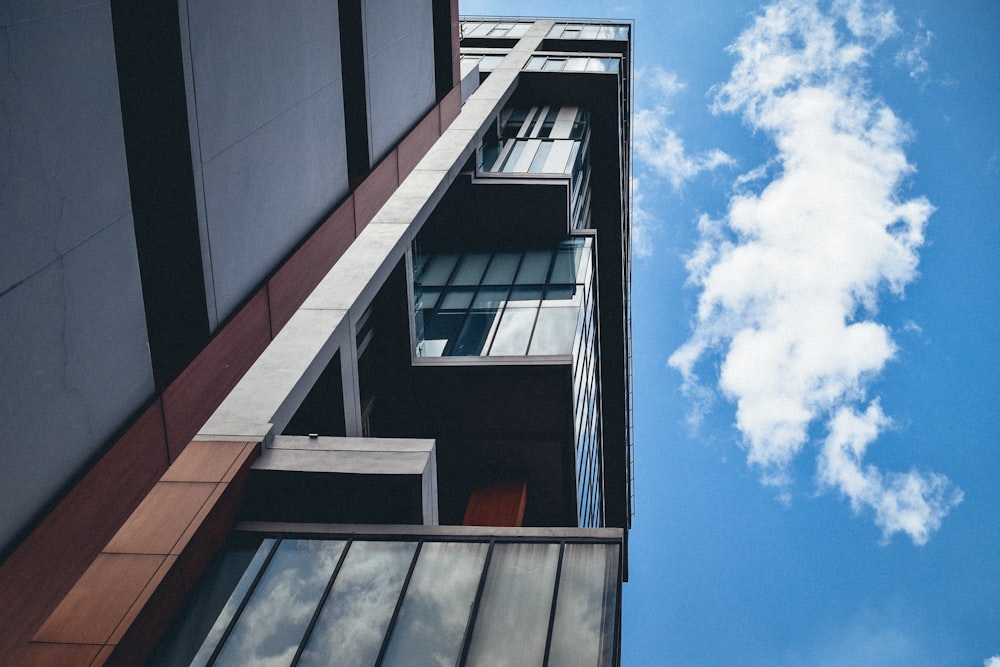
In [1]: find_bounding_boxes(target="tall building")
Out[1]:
[1,4,632,664]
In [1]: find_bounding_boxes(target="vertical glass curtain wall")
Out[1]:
[479,106,592,230]
[155,534,620,667]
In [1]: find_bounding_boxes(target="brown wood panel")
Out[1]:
[162,288,271,460]
[160,440,252,483]
[0,401,168,661]
[33,553,165,645]
[106,554,176,645]
[463,477,528,527]
[10,642,102,667]
[354,150,399,233]
[398,108,442,178]
[104,482,216,555]
[108,553,185,666]
[440,85,462,131]
[450,0,461,87]
[268,198,356,333]
[221,441,259,483]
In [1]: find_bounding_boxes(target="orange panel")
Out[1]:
[268,198,356,333]
[33,553,165,645]
[463,477,528,527]
[104,482,217,555]
[398,108,442,178]
[162,288,271,459]
[354,150,399,232]
[106,554,177,646]
[10,642,102,667]
[160,440,252,483]
[0,401,168,659]
[440,86,462,131]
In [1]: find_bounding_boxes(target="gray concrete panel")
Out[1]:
[183,0,343,161]
[363,0,436,163]
[0,0,95,27]
[0,215,154,550]
[0,3,131,293]
[200,84,349,322]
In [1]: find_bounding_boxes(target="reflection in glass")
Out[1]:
[488,307,535,356]
[548,544,620,667]
[187,538,274,667]
[298,541,417,667]
[530,306,579,354]
[464,542,559,666]
[213,540,345,667]
[381,542,489,667]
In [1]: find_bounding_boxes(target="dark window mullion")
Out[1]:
[206,538,281,667]
[290,539,354,666]
[541,542,566,666]
[457,539,496,665]
[374,540,424,666]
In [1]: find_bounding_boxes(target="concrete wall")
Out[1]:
[363,0,437,164]
[0,1,156,552]
[180,0,351,326]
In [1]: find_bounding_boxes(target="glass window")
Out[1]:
[186,538,274,667]
[381,542,489,667]
[418,253,458,286]
[440,288,475,310]
[488,308,536,356]
[298,541,417,667]
[514,249,551,284]
[548,544,620,667]
[451,253,490,285]
[508,23,530,38]
[464,543,560,666]
[213,539,346,666]
[565,58,588,72]
[543,58,566,72]
[525,56,545,70]
[483,252,520,284]
[529,307,579,355]
[453,311,498,356]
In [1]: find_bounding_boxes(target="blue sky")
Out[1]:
[461,0,999,664]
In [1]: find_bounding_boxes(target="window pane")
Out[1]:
[488,308,536,356]
[440,288,474,310]
[464,542,559,666]
[185,537,274,667]
[528,141,553,172]
[451,252,490,285]
[381,542,489,667]
[483,252,520,284]
[547,544,620,667]
[418,254,458,286]
[514,249,551,284]
[420,311,464,356]
[525,55,545,70]
[479,54,504,69]
[543,58,566,72]
[298,541,417,667]
[529,306,579,355]
[453,311,499,356]
[508,23,530,38]
[565,57,588,72]
[214,539,346,667]
[472,286,509,309]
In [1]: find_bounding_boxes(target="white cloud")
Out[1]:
[633,67,734,190]
[895,25,933,83]
[670,0,960,544]
[630,176,655,259]
[985,657,1000,667]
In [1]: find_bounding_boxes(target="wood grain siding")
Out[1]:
[354,149,400,233]
[398,108,442,178]
[162,289,271,461]
[0,401,168,662]
[25,442,257,665]
[440,85,462,130]
[268,197,357,333]
[463,477,529,527]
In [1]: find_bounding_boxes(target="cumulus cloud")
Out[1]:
[669,0,961,543]
[633,67,734,190]
[985,657,1000,667]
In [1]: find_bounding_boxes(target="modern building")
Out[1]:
[0,3,632,665]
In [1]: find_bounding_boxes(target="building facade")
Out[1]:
[0,4,631,664]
